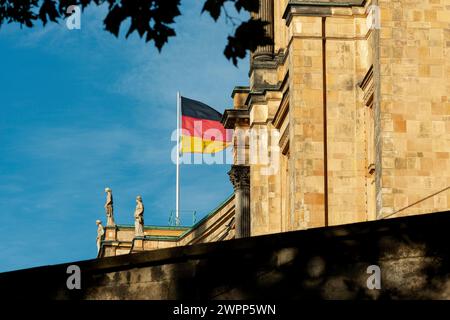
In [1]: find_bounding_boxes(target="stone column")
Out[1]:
[253,0,274,60]
[228,165,251,238]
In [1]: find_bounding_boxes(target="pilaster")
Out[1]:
[228,165,251,238]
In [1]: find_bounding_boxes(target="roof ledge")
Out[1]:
[283,0,367,24]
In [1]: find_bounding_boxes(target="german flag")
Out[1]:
[181,97,232,154]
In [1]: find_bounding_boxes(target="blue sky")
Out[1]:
[0,2,248,272]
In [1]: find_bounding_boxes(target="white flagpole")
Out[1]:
[176,91,181,226]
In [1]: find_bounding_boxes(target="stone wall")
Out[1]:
[275,1,373,229]
[0,211,448,299]
[100,225,189,257]
[232,0,450,235]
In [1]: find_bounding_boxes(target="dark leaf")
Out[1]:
[104,5,126,37]
[38,0,60,26]
[202,0,226,21]
[235,0,259,13]
[152,22,176,51]
[224,18,272,66]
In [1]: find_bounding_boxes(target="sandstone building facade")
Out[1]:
[99,0,450,257]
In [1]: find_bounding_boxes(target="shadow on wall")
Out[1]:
[156,217,449,300]
[0,211,449,299]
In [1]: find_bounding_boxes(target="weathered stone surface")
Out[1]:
[226,0,450,236]
[1,211,449,299]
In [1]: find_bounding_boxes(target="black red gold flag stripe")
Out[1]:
[180,97,232,154]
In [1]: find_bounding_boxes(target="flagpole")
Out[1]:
[176,91,181,226]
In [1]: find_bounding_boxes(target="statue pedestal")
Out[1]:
[104,225,117,241]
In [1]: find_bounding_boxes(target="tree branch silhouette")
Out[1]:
[0,0,273,65]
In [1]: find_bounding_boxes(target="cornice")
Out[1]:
[283,0,367,25]
[279,127,290,155]
[359,65,374,107]
[221,108,250,129]
[272,89,290,130]
[231,86,250,99]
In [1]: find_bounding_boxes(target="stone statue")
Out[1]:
[134,195,144,236]
[104,187,115,226]
[96,220,104,253]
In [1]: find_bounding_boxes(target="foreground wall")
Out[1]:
[0,211,448,299]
